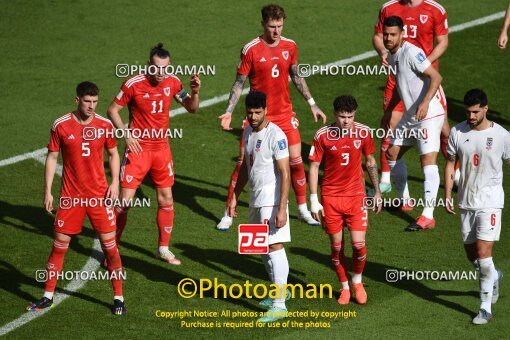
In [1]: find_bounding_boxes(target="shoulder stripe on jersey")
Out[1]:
[125,75,145,88]
[52,113,72,129]
[382,0,399,10]
[314,126,329,136]
[354,122,370,130]
[242,38,261,55]
[424,0,446,15]
[94,114,114,126]
[280,36,296,44]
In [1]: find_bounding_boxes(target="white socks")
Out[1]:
[381,171,391,184]
[298,203,309,214]
[351,273,362,284]
[260,253,273,280]
[43,291,54,300]
[478,257,498,313]
[268,248,289,309]
[114,295,124,302]
[388,159,410,199]
[422,165,439,219]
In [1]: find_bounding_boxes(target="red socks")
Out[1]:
[157,203,174,247]
[44,239,70,293]
[331,241,349,283]
[290,156,307,205]
[114,207,129,243]
[352,241,367,275]
[101,237,123,297]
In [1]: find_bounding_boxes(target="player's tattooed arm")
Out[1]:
[226,74,247,114]
[289,65,327,123]
[365,155,380,194]
[220,74,247,130]
[365,154,382,213]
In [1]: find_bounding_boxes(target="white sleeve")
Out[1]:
[272,130,289,160]
[446,126,458,158]
[409,46,431,74]
[503,129,510,161]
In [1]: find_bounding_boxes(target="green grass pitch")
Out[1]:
[0,0,509,338]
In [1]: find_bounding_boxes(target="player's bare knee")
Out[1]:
[352,241,366,250]
[157,190,173,206]
[420,152,437,167]
[269,243,284,252]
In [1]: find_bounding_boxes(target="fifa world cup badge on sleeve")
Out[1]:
[238,224,269,254]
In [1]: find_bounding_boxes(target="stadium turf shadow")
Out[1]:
[173,243,307,285]
[119,253,260,310]
[291,247,478,316]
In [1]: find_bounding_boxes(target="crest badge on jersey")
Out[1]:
[415,52,426,63]
[282,51,289,60]
[278,139,287,150]
[164,87,171,96]
[486,137,493,150]
[420,15,428,24]
[353,140,361,149]
[57,220,64,228]
[255,139,262,152]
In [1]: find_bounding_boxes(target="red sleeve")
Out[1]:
[362,132,376,157]
[113,81,133,107]
[290,43,298,65]
[105,123,117,149]
[375,7,386,33]
[237,48,252,76]
[47,127,61,152]
[309,135,324,163]
[433,8,448,36]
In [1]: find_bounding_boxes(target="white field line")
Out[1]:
[0,10,505,336]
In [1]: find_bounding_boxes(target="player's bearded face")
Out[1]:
[262,19,284,43]
[383,27,403,52]
[466,104,488,128]
[149,55,170,84]
[246,107,267,130]
[76,95,98,117]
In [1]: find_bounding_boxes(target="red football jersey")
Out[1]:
[114,74,185,150]
[375,0,448,60]
[237,36,298,122]
[309,123,376,197]
[47,113,117,198]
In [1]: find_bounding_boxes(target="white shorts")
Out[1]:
[391,113,444,155]
[460,208,502,244]
[249,205,291,245]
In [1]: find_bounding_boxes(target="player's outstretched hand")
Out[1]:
[190,74,201,94]
[499,31,508,49]
[372,192,382,214]
[125,136,142,155]
[275,207,287,228]
[311,104,327,124]
[416,100,429,121]
[218,112,233,131]
[227,197,238,218]
[445,196,455,214]
[44,192,53,214]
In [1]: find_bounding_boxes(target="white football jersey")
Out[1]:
[388,41,444,122]
[447,121,510,210]
[243,122,289,208]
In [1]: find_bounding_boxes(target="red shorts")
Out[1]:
[120,143,174,189]
[269,113,301,146]
[383,74,405,113]
[321,195,368,234]
[54,205,116,235]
